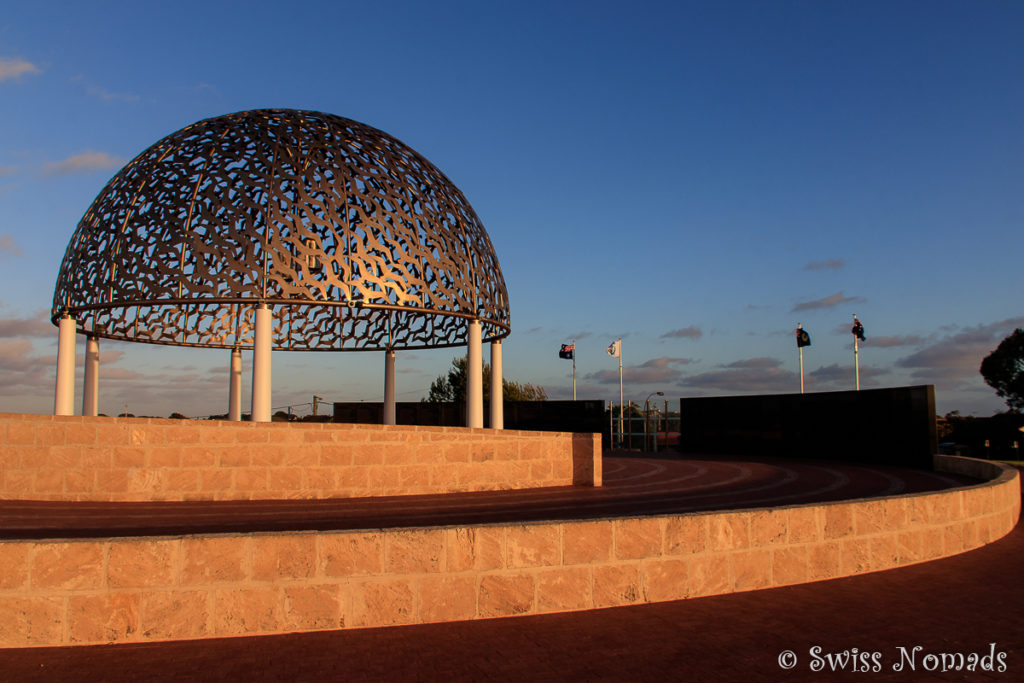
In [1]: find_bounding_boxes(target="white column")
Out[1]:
[82,335,99,416]
[383,348,396,425]
[54,315,77,416]
[251,305,272,422]
[229,347,242,421]
[466,319,483,428]
[490,339,503,430]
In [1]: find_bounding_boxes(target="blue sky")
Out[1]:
[1,1,1021,418]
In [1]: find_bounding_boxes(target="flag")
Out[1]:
[559,343,575,360]
[796,328,811,348]
[852,320,866,342]
[606,340,621,358]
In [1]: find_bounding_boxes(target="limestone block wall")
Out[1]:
[0,414,602,501]
[0,456,1017,647]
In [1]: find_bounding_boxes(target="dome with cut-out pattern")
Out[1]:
[52,109,510,351]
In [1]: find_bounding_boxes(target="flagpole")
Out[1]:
[617,339,623,448]
[572,338,576,401]
[853,314,860,391]
[797,323,805,394]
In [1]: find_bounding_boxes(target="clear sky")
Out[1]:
[1,1,1021,418]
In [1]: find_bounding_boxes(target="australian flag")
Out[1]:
[852,320,866,342]
[559,343,575,360]
[796,328,811,348]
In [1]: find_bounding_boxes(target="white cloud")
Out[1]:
[661,326,702,340]
[793,291,865,313]
[0,310,52,337]
[0,58,42,82]
[43,150,123,176]
[0,234,24,259]
[804,258,845,271]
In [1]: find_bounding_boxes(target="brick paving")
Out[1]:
[0,457,1015,681]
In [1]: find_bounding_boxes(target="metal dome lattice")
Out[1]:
[52,109,510,351]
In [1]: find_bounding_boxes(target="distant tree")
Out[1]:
[425,357,547,402]
[169,412,188,420]
[980,329,1024,413]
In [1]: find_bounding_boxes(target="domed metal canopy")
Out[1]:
[52,109,510,351]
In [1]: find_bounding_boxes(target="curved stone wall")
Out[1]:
[0,414,602,501]
[0,454,1016,648]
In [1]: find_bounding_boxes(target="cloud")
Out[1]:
[85,85,140,103]
[721,357,781,370]
[567,331,592,340]
[0,166,16,177]
[0,234,24,259]
[43,150,124,176]
[896,317,1024,380]
[0,310,53,337]
[660,326,702,340]
[0,58,42,82]
[585,357,692,385]
[804,258,845,271]
[680,366,797,393]
[808,363,888,387]
[867,334,925,348]
[792,291,865,313]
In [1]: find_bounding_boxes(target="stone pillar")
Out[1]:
[251,305,272,422]
[54,315,76,416]
[383,348,396,425]
[82,335,99,416]
[229,347,242,421]
[490,339,503,430]
[466,319,483,428]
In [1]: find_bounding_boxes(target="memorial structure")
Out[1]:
[50,109,511,426]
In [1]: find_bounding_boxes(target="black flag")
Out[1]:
[796,328,811,348]
[852,320,866,342]
[559,343,575,360]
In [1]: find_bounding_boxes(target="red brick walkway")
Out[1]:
[0,453,974,539]
[0,458,1015,681]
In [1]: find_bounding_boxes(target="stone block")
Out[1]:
[664,515,708,556]
[590,565,639,608]
[749,509,788,547]
[771,546,808,586]
[282,584,345,631]
[68,593,140,643]
[141,590,210,640]
[536,566,592,612]
[478,573,535,617]
[870,534,900,571]
[321,533,383,577]
[108,540,179,588]
[252,536,317,580]
[687,554,730,598]
[562,521,613,565]
[708,513,749,552]
[614,518,663,560]
[823,504,854,539]
[806,541,841,580]
[786,506,822,544]
[641,558,688,602]
[0,596,64,647]
[505,524,560,568]
[446,527,504,572]
[0,543,30,590]
[385,529,444,574]
[418,575,478,622]
[212,587,280,635]
[840,538,872,575]
[180,537,249,584]
[351,579,415,627]
[32,541,105,590]
[731,550,772,591]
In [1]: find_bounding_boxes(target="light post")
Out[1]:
[645,391,664,452]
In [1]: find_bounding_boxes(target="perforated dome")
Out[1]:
[52,109,510,351]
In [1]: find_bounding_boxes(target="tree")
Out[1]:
[425,357,547,402]
[980,328,1024,413]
